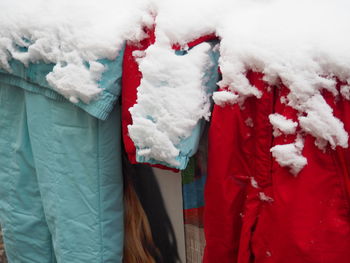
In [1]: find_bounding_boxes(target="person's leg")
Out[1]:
[0,83,55,263]
[25,91,123,263]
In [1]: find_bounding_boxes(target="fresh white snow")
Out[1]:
[1,0,349,172]
[269,113,298,137]
[270,135,308,176]
[132,0,350,170]
[213,90,239,106]
[340,85,350,100]
[128,40,214,166]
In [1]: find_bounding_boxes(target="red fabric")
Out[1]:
[204,73,350,263]
[122,26,155,164]
[184,207,205,227]
[172,34,218,50]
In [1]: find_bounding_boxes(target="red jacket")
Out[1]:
[205,72,350,263]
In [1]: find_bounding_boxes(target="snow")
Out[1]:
[269,113,298,137]
[46,62,105,103]
[151,0,220,47]
[340,85,350,100]
[131,0,350,168]
[213,90,239,106]
[1,0,349,169]
[270,135,307,176]
[250,177,259,189]
[259,192,274,203]
[0,0,153,103]
[128,40,214,166]
[298,94,348,149]
[215,0,350,151]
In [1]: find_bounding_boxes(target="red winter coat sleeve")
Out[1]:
[121,26,155,164]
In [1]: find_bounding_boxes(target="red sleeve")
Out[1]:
[122,27,179,172]
[121,26,155,164]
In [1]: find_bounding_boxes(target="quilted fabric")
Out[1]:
[0,83,123,263]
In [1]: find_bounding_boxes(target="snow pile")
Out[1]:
[270,136,307,176]
[128,37,214,166]
[298,94,348,149]
[212,90,239,106]
[3,0,348,170]
[217,0,350,99]
[0,0,152,103]
[128,0,349,170]
[269,113,298,137]
[340,85,350,100]
[151,0,221,46]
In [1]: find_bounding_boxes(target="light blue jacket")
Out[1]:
[0,46,125,120]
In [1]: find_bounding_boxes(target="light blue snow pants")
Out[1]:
[0,83,123,263]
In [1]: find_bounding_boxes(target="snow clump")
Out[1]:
[128,34,214,166]
[269,113,298,137]
[216,0,350,150]
[270,135,307,176]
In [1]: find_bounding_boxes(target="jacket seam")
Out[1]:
[331,149,350,214]
[97,119,105,263]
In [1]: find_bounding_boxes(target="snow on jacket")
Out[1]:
[0,52,124,120]
[123,27,220,170]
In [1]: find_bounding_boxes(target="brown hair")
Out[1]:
[123,173,160,263]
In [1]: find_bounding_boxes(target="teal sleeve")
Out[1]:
[0,44,125,120]
[136,40,220,170]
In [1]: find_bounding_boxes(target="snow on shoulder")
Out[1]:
[128,0,223,167]
[0,0,152,103]
[128,32,214,167]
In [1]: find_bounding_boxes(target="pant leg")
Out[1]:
[0,83,55,263]
[24,91,124,263]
